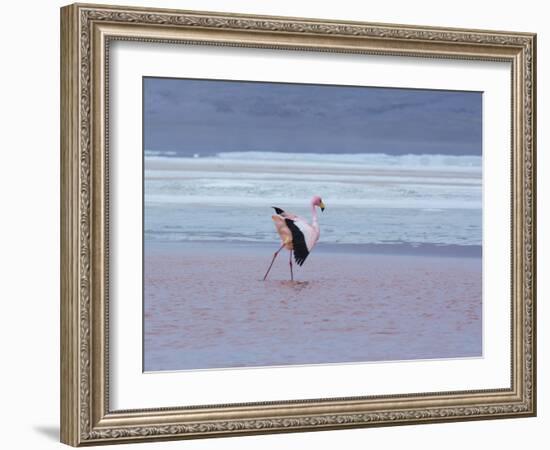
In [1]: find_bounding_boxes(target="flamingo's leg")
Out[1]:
[263,244,284,281]
[289,251,294,281]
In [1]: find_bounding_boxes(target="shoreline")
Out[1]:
[145,239,482,258]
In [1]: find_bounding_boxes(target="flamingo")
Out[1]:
[263,195,325,281]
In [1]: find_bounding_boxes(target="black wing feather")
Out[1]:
[285,219,310,266]
[272,206,285,215]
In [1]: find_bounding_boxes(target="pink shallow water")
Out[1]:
[144,242,482,371]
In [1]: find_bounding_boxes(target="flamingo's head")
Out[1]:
[311,195,326,212]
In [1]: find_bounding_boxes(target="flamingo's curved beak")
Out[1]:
[319,201,325,212]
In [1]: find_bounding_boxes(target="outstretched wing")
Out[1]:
[272,206,297,220]
[284,219,310,266]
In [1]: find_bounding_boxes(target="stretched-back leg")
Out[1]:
[263,244,284,280]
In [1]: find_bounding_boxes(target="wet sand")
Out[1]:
[144,242,482,371]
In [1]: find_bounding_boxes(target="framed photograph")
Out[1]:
[60,3,536,446]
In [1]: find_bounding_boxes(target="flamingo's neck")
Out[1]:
[311,202,319,228]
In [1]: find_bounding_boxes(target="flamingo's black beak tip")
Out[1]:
[321,206,325,212]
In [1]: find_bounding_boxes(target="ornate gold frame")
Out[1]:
[60,2,536,446]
